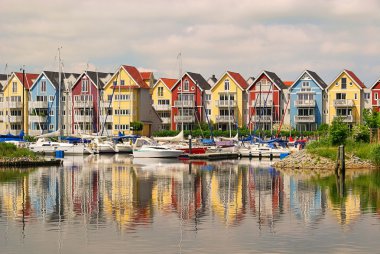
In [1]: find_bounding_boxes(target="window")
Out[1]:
[158,87,164,97]
[49,124,54,130]
[41,80,47,92]
[298,108,314,116]
[115,124,129,130]
[82,79,89,92]
[205,94,211,101]
[302,81,310,87]
[113,81,117,86]
[62,110,66,116]
[114,109,130,115]
[49,110,54,116]
[350,82,353,86]
[341,78,347,89]
[12,82,17,93]
[115,94,130,101]
[158,99,170,105]
[376,93,378,100]
[365,93,370,100]
[62,125,65,130]
[224,79,230,91]
[206,109,211,115]
[62,95,66,102]
[49,96,54,102]
[336,93,346,100]
[354,93,358,100]
[121,80,125,86]
[183,80,189,91]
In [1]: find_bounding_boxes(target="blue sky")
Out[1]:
[0,0,379,85]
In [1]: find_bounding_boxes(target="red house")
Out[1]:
[246,71,287,131]
[371,77,380,112]
[171,72,210,130]
[71,71,112,134]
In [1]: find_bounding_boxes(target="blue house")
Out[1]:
[289,70,327,132]
[28,71,80,136]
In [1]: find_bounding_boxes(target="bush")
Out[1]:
[130,121,143,131]
[352,125,370,143]
[329,117,349,145]
[370,145,380,167]
[0,143,37,159]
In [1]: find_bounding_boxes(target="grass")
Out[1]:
[0,142,38,159]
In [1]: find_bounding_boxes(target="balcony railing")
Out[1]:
[295,115,316,123]
[74,115,93,122]
[74,101,93,108]
[8,101,22,108]
[101,101,113,107]
[160,117,171,124]
[334,99,354,107]
[334,115,354,122]
[251,115,272,122]
[174,115,195,123]
[251,100,273,107]
[215,100,237,107]
[174,100,195,107]
[153,104,171,111]
[29,101,49,108]
[9,115,23,122]
[215,115,234,123]
[0,102,4,108]
[29,115,48,122]
[295,100,316,107]
[100,115,113,123]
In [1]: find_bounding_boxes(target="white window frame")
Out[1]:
[224,79,230,91]
[183,80,189,91]
[82,79,89,92]
[41,80,47,92]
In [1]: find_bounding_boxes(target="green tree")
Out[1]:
[352,125,370,143]
[363,109,379,128]
[130,121,143,131]
[329,117,349,145]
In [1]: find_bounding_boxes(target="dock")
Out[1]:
[181,152,239,161]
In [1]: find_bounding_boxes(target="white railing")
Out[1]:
[153,104,171,111]
[251,100,273,107]
[295,115,315,123]
[9,115,23,122]
[0,102,4,108]
[29,101,49,108]
[295,100,316,107]
[29,115,47,122]
[8,101,22,108]
[215,100,237,107]
[334,99,354,107]
[74,115,93,122]
[74,101,93,108]
[174,115,195,123]
[334,115,354,122]
[215,115,234,123]
[174,100,195,107]
[161,117,171,124]
[251,115,272,122]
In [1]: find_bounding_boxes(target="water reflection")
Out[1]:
[0,156,379,252]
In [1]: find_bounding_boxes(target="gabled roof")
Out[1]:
[370,76,380,89]
[122,65,150,89]
[13,72,39,90]
[84,71,113,89]
[153,78,177,90]
[0,74,8,92]
[247,71,286,91]
[211,71,248,92]
[172,72,210,91]
[327,69,366,90]
[283,81,294,87]
[140,71,153,80]
[207,75,218,86]
[30,71,80,90]
[290,70,327,91]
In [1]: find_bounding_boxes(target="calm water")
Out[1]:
[0,155,379,254]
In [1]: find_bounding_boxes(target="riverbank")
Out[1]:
[273,149,374,170]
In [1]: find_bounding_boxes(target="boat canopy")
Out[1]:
[0,130,25,142]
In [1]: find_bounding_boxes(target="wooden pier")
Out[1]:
[181,152,239,161]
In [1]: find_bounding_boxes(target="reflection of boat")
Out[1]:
[132,138,183,158]
[29,138,93,155]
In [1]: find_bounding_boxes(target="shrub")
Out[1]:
[0,143,37,159]
[352,125,370,143]
[130,121,143,131]
[329,117,349,145]
[370,145,380,167]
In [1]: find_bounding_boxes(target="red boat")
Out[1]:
[178,147,207,154]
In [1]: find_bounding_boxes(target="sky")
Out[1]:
[0,0,380,85]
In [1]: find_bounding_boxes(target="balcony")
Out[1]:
[153,104,171,111]
[74,101,93,108]
[174,115,195,123]
[100,115,113,123]
[251,115,272,123]
[174,100,195,107]
[295,100,316,107]
[74,115,93,122]
[9,115,23,122]
[0,102,4,108]
[101,101,113,107]
[334,99,354,107]
[251,100,273,107]
[215,100,237,107]
[29,115,47,122]
[295,115,315,123]
[160,117,171,124]
[215,115,234,123]
[8,101,22,108]
[334,115,354,123]
[29,101,49,108]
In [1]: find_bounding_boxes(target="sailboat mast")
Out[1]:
[227,79,231,138]
[118,68,121,134]
[58,47,62,141]
[179,53,183,132]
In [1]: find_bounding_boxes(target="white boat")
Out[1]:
[115,142,133,153]
[29,138,93,155]
[132,138,183,158]
[93,138,116,154]
[239,143,290,158]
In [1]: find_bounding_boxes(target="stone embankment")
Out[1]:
[273,150,374,170]
[0,157,62,167]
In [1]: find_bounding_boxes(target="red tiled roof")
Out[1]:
[122,65,150,89]
[160,78,177,90]
[227,71,248,90]
[345,69,366,89]
[283,81,294,87]
[14,72,39,89]
[140,72,152,80]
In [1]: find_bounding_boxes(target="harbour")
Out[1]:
[0,155,379,253]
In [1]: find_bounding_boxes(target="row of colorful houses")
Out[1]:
[0,65,377,137]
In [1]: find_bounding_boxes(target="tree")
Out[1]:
[363,109,379,128]
[329,117,349,145]
[352,125,370,143]
[130,121,143,132]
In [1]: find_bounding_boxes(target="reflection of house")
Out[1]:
[327,190,361,226]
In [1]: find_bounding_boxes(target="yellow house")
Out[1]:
[326,70,365,126]
[102,65,161,136]
[1,72,38,135]
[151,78,177,130]
[210,71,248,130]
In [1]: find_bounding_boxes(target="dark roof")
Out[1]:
[307,70,327,88]
[0,74,7,92]
[0,74,7,81]
[86,71,113,89]
[264,71,287,90]
[187,72,211,90]
[43,71,80,89]
[208,74,218,84]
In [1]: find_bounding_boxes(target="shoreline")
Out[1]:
[0,157,63,167]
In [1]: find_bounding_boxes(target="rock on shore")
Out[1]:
[273,150,374,170]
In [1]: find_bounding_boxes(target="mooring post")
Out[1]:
[335,146,341,175]
[339,145,345,176]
